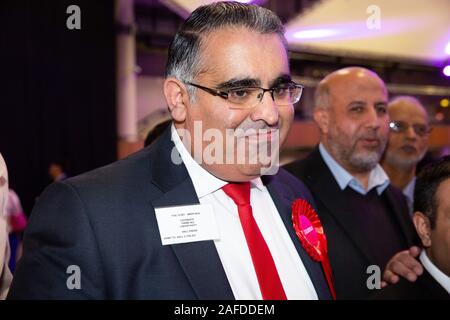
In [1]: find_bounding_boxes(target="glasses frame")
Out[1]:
[185,81,304,108]
[389,121,432,137]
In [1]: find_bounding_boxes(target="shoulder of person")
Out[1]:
[264,167,316,205]
[283,148,320,179]
[386,183,406,200]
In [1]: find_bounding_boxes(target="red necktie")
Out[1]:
[222,182,287,300]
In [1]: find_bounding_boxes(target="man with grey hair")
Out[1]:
[285,67,421,299]
[9,2,332,299]
[381,96,431,214]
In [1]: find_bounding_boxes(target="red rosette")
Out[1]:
[292,199,336,300]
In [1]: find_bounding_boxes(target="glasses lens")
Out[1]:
[227,87,260,106]
[273,84,303,105]
[227,84,304,109]
[390,121,407,132]
[413,124,429,137]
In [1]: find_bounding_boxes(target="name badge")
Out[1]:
[155,204,220,245]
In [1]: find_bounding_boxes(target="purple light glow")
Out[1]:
[293,29,339,40]
[234,0,253,3]
[443,65,450,77]
[446,42,450,55]
[286,19,415,44]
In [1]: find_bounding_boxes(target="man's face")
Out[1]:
[48,164,61,179]
[428,178,450,277]
[178,27,293,182]
[322,70,389,173]
[384,101,429,169]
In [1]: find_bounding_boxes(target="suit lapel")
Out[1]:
[383,188,416,247]
[420,269,450,300]
[148,128,234,300]
[263,174,332,300]
[304,148,377,264]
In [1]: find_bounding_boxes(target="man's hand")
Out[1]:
[381,246,423,288]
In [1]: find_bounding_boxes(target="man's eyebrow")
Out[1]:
[269,74,292,87]
[347,100,388,107]
[215,78,261,90]
[215,74,292,90]
[347,101,366,108]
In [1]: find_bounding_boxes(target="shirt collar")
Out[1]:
[319,143,390,195]
[171,124,264,199]
[403,177,416,203]
[403,177,416,215]
[420,250,450,294]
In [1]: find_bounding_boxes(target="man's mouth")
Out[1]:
[360,138,380,147]
[401,145,418,154]
[235,128,278,141]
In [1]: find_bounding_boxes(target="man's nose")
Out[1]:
[404,125,418,140]
[366,107,381,130]
[250,91,279,126]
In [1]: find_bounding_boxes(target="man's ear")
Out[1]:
[412,212,432,247]
[163,78,189,122]
[313,107,330,134]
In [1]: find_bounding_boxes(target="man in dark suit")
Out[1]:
[375,156,450,299]
[8,2,332,299]
[285,67,421,299]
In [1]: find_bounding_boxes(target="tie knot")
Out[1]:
[222,182,251,206]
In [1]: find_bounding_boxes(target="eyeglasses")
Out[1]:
[185,81,304,109]
[389,121,432,137]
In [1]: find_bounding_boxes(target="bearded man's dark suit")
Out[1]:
[284,147,419,299]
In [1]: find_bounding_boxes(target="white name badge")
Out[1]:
[155,204,220,245]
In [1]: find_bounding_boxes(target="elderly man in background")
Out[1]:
[0,153,12,299]
[381,96,431,215]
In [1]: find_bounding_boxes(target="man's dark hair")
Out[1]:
[49,158,68,172]
[165,1,286,98]
[414,155,450,228]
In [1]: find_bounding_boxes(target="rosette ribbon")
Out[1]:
[292,199,336,300]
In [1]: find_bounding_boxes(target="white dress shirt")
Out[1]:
[420,250,450,294]
[171,124,318,300]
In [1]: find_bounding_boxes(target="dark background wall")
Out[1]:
[0,0,117,214]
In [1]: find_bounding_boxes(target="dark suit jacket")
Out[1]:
[284,147,419,299]
[372,269,450,300]
[8,128,332,299]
